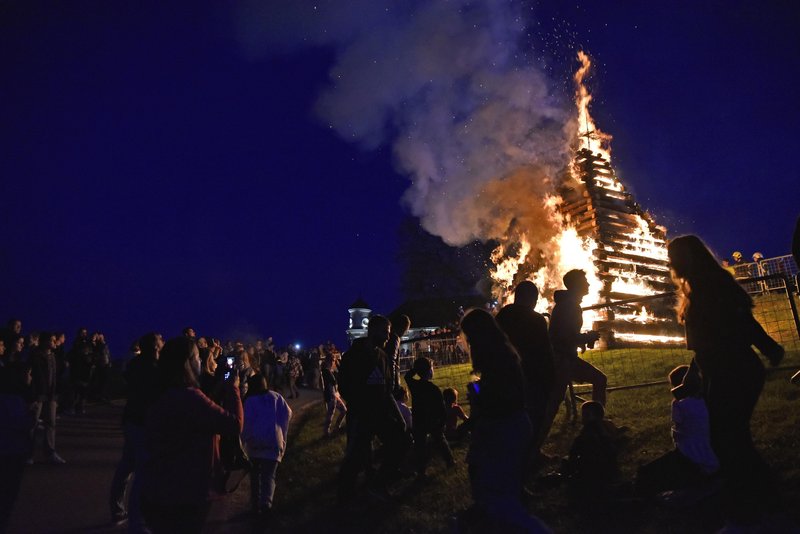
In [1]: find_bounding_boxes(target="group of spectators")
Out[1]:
[0,320,113,459]
[2,225,796,533]
[0,320,113,532]
[109,327,342,532]
[0,322,342,534]
[330,234,791,532]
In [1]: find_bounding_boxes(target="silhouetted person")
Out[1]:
[458,309,550,533]
[560,401,619,502]
[540,270,606,449]
[89,332,111,402]
[0,361,32,532]
[29,332,65,464]
[140,337,242,534]
[5,335,24,366]
[1,319,22,351]
[387,314,411,392]
[109,332,161,529]
[67,328,93,415]
[495,281,554,453]
[443,387,469,441]
[404,357,453,478]
[322,352,346,437]
[337,315,409,502]
[182,327,196,340]
[669,235,784,528]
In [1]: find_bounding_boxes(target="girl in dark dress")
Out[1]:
[668,235,783,528]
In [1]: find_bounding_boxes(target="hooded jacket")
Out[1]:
[549,289,590,361]
[242,391,292,461]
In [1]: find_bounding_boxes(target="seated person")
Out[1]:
[635,365,719,499]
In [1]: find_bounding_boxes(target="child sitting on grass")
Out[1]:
[560,401,619,496]
[404,357,454,479]
[443,387,469,441]
[242,374,292,523]
[635,365,719,501]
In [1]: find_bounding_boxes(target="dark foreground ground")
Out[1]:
[7,391,321,534]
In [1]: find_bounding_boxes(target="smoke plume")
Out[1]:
[237,0,577,247]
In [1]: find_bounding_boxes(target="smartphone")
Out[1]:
[224,371,231,381]
[226,356,234,367]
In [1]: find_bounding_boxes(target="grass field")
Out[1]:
[263,368,800,533]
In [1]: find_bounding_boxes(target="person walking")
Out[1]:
[29,332,65,465]
[457,309,550,533]
[668,234,784,529]
[109,332,161,529]
[495,281,555,455]
[241,374,292,523]
[337,315,409,502]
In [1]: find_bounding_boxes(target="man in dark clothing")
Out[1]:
[109,332,161,528]
[542,270,606,445]
[337,315,409,501]
[89,332,111,402]
[495,281,554,449]
[29,332,65,464]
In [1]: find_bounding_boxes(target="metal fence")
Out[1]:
[733,254,799,293]
[405,274,800,400]
[579,275,800,393]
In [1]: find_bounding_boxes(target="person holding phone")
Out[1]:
[141,337,243,533]
[458,308,549,533]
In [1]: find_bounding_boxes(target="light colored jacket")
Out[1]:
[242,391,292,461]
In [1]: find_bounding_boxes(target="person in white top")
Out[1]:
[635,365,719,498]
[670,367,719,475]
[241,374,292,522]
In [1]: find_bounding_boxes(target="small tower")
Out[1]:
[346,297,372,343]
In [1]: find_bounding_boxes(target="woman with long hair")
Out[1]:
[668,235,783,527]
[458,308,549,533]
[140,337,243,534]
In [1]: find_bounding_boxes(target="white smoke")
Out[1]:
[237,0,577,246]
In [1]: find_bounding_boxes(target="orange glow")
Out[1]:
[575,51,612,162]
[488,51,684,347]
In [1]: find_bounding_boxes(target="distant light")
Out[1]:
[294,343,301,350]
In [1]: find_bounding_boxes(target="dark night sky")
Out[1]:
[1,2,798,357]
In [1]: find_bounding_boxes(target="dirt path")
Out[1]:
[8,390,322,534]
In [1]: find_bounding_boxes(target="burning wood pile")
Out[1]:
[560,147,683,347]
[490,52,684,348]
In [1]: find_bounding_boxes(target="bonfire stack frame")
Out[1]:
[559,147,682,346]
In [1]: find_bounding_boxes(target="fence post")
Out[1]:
[783,275,800,341]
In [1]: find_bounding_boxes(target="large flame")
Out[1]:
[490,235,532,298]
[575,51,612,162]
[488,51,682,346]
[490,194,603,326]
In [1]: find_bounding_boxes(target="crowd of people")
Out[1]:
[330,234,793,532]
[0,322,341,533]
[1,230,798,533]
